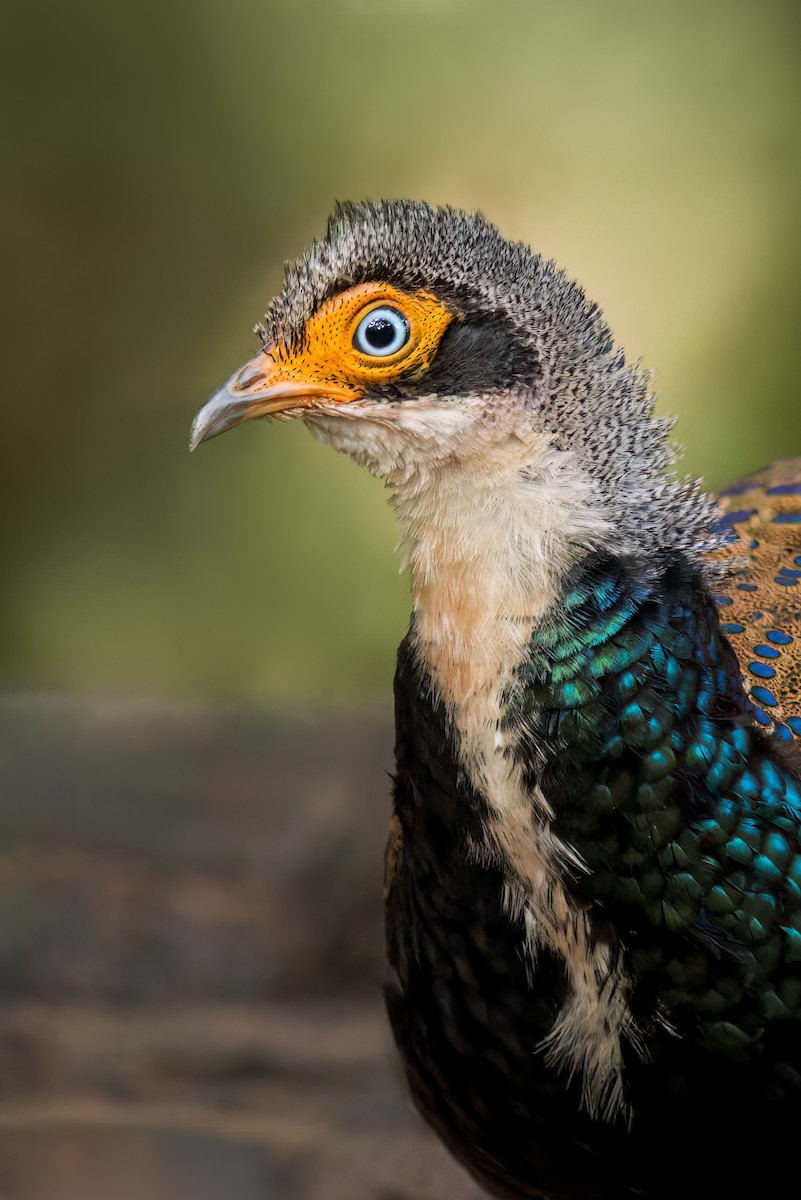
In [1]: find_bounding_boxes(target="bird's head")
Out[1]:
[192,200,716,575]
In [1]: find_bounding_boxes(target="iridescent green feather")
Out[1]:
[513,460,801,1052]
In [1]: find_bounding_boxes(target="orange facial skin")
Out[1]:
[190,283,457,449]
[272,282,455,391]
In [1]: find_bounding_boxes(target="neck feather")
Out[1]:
[391,437,611,714]
[392,450,645,1124]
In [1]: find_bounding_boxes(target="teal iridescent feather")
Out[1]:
[511,462,801,1053]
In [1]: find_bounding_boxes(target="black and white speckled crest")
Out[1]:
[263,200,724,568]
[264,201,557,346]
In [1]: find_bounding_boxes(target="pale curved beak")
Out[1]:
[189,350,360,451]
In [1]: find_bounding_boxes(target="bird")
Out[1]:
[191,201,801,1200]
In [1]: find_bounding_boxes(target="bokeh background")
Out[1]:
[2,2,801,1198]
[4,0,801,705]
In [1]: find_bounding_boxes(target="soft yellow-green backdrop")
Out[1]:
[3,0,801,703]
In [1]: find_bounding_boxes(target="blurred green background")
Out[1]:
[3,0,801,705]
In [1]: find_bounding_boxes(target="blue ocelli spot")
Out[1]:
[722,623,745,634]
[708,517,740,538]
[737,583,758,592]
[773,513,801,524]
[753,706,771,726]
[754,644,780,659]
[767,483,801,495]
[787,716,801,735]
[775,576,799,587]
[778,567,801,577]
[722,508,757,525]
[716,595,734,607]
[751,686,778,708]
[773,724,793,744]
[766,630,793,645]
[720,481,752,497]
[749,662,776,679]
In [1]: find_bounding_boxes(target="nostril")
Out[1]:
[236,365,266,391]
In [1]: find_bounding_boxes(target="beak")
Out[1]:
[189,349,361,451]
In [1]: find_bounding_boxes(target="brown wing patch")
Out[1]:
[710,457,801,757]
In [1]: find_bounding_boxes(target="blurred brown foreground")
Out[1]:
[0,694,484,1200]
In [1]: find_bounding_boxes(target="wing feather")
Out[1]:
[710,457,801,765]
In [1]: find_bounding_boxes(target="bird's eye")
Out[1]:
[353,306,410,358]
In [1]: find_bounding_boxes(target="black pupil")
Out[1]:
[365,316,398,350]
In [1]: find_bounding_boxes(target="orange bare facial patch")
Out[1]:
[189,282,459,450]
[269,282,456,395]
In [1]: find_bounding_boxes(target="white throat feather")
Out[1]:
[308,394,641,1119]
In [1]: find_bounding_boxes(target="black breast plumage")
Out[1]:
[384,462,801,1200]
